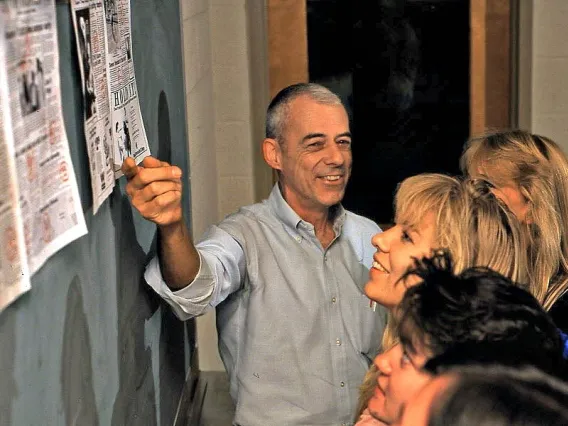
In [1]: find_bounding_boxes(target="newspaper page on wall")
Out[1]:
[0,14,30,310]
[71,0,150,184]
[70,0,115,212]
[2,0,87,276]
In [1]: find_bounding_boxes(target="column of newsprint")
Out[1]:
[0,0,87,310]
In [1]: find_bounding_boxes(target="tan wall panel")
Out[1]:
[470,0,487,135]
[516,0,532,130]
[485,0,511,130]
[267,0,309,97]
[470,0,512,135]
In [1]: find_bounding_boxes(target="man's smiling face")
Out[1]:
[274,95,352,216]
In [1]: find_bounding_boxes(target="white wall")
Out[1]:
[181,0,270,372]
[181,0,224,372]
[210,0,256,218]
[521,0,568,152]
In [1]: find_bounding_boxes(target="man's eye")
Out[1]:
[338,139,351,146]
[308,141,324,148]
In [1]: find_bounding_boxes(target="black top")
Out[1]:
[549,291,568,335]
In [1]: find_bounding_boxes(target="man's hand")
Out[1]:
[123,156,199,288]
[122,156,183,227]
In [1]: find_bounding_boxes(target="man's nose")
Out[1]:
[323,142,345,166]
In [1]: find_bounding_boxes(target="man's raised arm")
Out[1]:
[122,156,199,290]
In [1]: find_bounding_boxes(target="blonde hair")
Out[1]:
[395,174,527,284]
[461,130,568,308]
[383,174,527,349]
[356,173,528,419]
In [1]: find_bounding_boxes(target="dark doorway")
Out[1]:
[307,0,470,225]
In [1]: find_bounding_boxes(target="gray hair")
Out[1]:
[265,83,343,142]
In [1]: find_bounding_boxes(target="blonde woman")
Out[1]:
[461,130,568,328]
[356,173,529,425]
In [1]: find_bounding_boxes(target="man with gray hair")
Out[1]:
[122,83,386,425]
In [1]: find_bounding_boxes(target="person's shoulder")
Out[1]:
[219,199,274,229]
[344,209,381,233]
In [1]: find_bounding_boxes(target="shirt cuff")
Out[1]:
[144,251,216,320]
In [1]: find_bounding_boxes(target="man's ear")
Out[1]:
[262,138,282,171]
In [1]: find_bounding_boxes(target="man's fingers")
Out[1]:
[141,156,163,168]
[135,166,182,186]
[123,156,179,180]
[123,155,183,218]
[152,190,182,210]
[141,156,171,169]
[136,190,182,224]
[121,157,138,179]
[138,180,182,202]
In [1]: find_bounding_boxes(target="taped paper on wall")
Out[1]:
[0,0,88,281]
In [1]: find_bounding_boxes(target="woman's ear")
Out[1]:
[263,138,282,171]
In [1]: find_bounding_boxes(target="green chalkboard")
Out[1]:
[0,1,193,425]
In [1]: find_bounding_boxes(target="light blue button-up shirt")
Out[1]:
[146,185,387,425]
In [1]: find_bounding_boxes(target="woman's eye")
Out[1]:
[401,231,413,243]
[400,351,411,367]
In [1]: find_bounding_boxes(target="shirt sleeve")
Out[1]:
[144,225,246,320]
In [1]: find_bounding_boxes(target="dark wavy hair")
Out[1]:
[396,250,565,377]
[428,365,568,426]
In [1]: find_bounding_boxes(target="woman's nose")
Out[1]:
[374,351,392,375]
[371,229,392,253]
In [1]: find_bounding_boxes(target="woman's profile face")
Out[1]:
[395,374,455,426]
[368,343,431,424]
[471,168,530,222]
[488,184,529,222]
[365,212,436,310]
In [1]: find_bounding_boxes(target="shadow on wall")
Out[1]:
[0,307,17,425]
[61,277,100,425]
[156,90,191,426]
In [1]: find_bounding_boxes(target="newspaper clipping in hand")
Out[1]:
[71,0,150,191]
[1,0,87,280]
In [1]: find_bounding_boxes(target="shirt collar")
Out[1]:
[267,184,347,233]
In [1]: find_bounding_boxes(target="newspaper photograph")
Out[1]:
[2,0,87,276]
[71,0,115,212]
[0,21,30,310]
[72,0,150,181]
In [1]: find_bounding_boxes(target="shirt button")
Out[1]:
[296,236,302,243]
[336,339,341,346]
[340,381,345,387]
[331,297,337,303]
